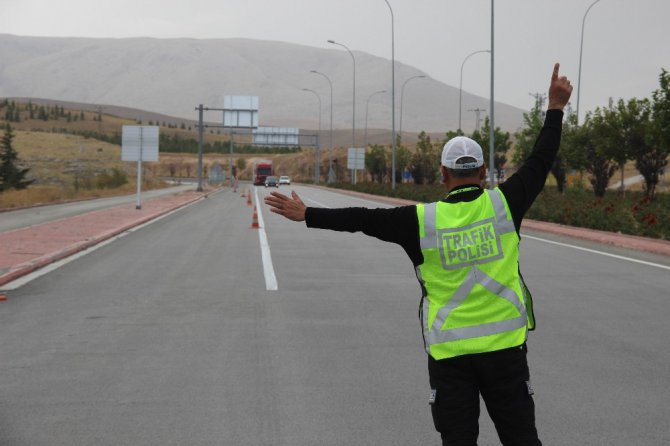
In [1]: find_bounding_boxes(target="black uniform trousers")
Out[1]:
[428,344,541,446]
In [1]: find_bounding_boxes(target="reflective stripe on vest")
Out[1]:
[416,189,529,358]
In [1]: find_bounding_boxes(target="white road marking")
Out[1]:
[304,197,331,208]
[254,187,278,291]
[522,234,670,271]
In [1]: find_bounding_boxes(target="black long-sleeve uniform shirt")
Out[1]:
[305,110,564,267]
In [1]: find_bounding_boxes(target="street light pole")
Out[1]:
[399,75,426,142]
[365,89,387,147]
[310,70,334,182]
[489,0,495,189]
[302,88,322,184]
[577,0,602,125]
[328,39,356,149]
[459,50,490,132]
[384,0,397,190]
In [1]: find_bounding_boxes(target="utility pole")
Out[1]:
[468,108,486,132]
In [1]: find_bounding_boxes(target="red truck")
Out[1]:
[253,160,273,186]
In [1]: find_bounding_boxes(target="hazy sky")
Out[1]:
[2,0,668,121]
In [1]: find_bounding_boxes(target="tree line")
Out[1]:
[364,68,669,201]
[515,69,669,200]
[0,100,87,123]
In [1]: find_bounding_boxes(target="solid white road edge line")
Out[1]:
[305,197,331,208]
[522,233,670,271]
[254,187,278,291]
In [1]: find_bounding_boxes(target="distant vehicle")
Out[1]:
[264,176,280,188]
[253,160,273,186]
[279,175,291,185]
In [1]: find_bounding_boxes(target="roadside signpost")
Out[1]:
[122,125,159,209]
[347,147,365,185]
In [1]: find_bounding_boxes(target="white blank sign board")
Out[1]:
[122,126,159,162]
[347,148,365,170]
[223,95,259,128]
[253,127,299,145]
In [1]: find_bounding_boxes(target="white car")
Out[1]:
[279,175,291,185]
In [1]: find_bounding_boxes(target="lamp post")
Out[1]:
[577,0,602,125]
[310,70,334,182]
[327,39,356,149]
[399,75,426,142]
[365,89,387,147]
[383,0,397,189]
[302,88,322,184]
[489,0,495,189]
[459,50,490,132]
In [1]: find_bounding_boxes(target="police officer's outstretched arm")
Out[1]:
[548,63,573,111]
[265,190,307,222]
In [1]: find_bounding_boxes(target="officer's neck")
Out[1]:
[445,177,483,194]
[441,165,487,193]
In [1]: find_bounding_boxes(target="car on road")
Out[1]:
[279,175,291,185]
[264,176,280,188]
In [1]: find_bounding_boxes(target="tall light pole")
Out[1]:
[302,88,322,183]
[399,75,426,142]
[310,70,334,182]
[365,89,387,147]
[459,50,490,132]
[328,39,356,149]
[384,0,397,190]
[577,0,602,125]
[489,0,495,189]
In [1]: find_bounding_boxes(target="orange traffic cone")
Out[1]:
[247,190,252,206]
[250,206,260,229]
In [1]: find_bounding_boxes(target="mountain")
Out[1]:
[0,34,524,136]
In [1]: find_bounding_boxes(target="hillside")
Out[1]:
[0,101,331,198]
[0,34,526,135]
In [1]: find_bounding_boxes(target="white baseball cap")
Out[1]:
[441,136,484,169]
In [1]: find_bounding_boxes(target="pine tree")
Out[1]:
[0,124,34,191]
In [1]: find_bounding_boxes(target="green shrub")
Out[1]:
[95,168,128,189]
[526,187,668,240]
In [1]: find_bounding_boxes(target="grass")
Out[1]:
[0,130,167,210]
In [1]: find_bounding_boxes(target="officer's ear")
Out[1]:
[478,165,487,180]
[440,165,450,184]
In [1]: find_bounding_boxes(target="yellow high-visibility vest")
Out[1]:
[416,188,535,360]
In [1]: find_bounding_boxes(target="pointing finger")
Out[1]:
[552,63,560,80]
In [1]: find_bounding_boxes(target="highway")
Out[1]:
[0,185,668,445]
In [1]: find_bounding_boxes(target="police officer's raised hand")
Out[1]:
[264,190,307,222]
[548,63,573,111]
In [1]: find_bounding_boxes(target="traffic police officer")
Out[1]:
[265,63,573,446]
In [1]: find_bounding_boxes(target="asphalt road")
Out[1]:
[0,185,668,445]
